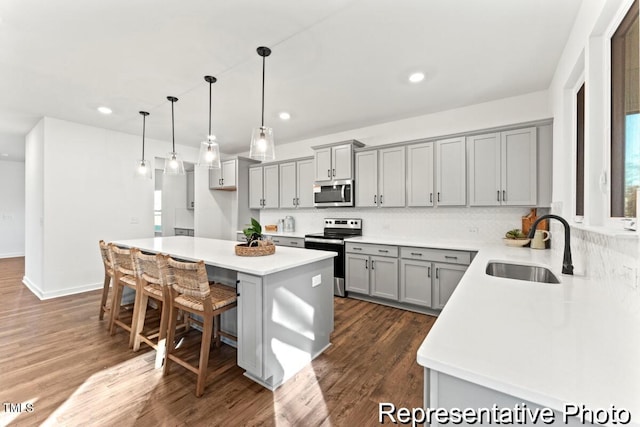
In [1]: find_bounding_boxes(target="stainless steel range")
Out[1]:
[304,218,362,297]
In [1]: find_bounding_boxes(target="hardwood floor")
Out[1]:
[0,257,436,426]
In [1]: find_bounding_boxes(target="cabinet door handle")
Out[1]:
[221,178,224,186]
[291,241,298,245]
[411,252,422,256]
[378,249,389,253]
[328,169,331,178]
[332,168,336,177]
[374,195,377,204]
[430,193,433,203]
[365,259,368,269]
[436,268,439,279]
[380,195,383,205]
[371,260,375,270]
[428,266,431,278]
[219,178,222,186]
[437,192,441,202]
[503,190,506,202]
[273,239,280,243]
[444,255,458,260]
[293,197,296,206]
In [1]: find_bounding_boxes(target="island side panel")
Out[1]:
[262,258,334,389]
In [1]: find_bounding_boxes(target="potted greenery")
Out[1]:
[235,218,275,256]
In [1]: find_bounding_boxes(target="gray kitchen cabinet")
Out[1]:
[435,137,466,206]
[468,127,537,206]
[312,140,364,182]
[432,262,467,310]
[346,243,398,300]
[345,253,370,294]
[186,170,195,210]
[209,159,237,190]
[400,247,472,310]
[236,273,263,379]
[279,158,314,208]
[407,142,434,207]
[174,227,194,237]
[270,236,304,248]
[249,164,279,209]
[400,259,432,307]
[370,256,399,299]
[355,146,405,208]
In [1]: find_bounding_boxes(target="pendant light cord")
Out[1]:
[141,113,146,160]
[261,54,265,127]
[171,100,176,152]
[208,80,212,137]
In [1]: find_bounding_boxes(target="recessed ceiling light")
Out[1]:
[408,72,425,83]
[97,106,112,115]
[279,112,291,120]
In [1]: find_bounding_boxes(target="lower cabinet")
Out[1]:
[346,250,398,300]
[346,243,473,312]
[236,273,263,379]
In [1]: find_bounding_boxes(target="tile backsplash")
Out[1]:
[260,207,540,242]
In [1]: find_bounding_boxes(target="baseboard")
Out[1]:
[0,252,25,259]
[22,276,102,300]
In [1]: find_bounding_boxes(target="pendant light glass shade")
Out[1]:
[249,46,275,161]
[135,111,152,179]
[198,76,221,169]
[249,126,275,161]
[163,96,185,176]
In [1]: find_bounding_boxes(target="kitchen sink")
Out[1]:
[485,262,560,284]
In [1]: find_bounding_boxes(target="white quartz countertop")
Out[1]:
[416,241,640,423]
[112,236,335,276]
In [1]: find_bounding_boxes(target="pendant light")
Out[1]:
[249,46,275,161]
[135,111,152,179]
[163,96,185,175]
[198,75,221,169]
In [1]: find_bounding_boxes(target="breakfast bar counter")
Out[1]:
[112,236,336,390]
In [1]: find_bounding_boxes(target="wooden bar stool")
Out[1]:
[131,248,170,368]
[157,253,237,397]
[108,244,138,348]
[98,240,114,321]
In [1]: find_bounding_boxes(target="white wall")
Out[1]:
[161,166,188,236]
[251,90,551,162]
[0,160,25,258]
[24,120,44,289]
[23,117,197,299]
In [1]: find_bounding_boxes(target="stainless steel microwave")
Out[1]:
[313,179,354,207]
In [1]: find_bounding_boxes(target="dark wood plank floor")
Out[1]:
[0,257,436,426]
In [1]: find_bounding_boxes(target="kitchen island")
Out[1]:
[112,236,336,390]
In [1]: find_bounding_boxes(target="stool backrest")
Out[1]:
[156,254,210,299]
[98,240,113,271]
[108,244,135,276]
[131,248,161,285]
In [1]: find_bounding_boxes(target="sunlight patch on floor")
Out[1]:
[40,353,162,426]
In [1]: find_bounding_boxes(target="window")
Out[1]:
[576,83,585,217]
[611,0,639,218]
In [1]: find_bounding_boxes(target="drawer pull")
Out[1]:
[378,249,389,253]
[365,259,368,269]
[411,252,422,256]
[352,247,362,251]
[428,266,431,277]
[371,260,375,270]
[444,255,458,260]
[436,268,439,279]
[503,190,506,202]
[291,241,298,245]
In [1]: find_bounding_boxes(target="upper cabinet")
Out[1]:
[435,137,466,206]
[279,157,314,208]
[355,146,406,207]
[209,159,237,190]
[313,140,364,182]
[249,164,279,209]
[468,127,537,206]
[406,142,434,207]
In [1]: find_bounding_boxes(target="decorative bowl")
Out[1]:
[502,238,531,247]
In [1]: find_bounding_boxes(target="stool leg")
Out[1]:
[196,315,213,397]
[109,282,124,336]
[163,305,179,376]
[99,273,111,320]
[155,300,169,369]
[132,293,149,351]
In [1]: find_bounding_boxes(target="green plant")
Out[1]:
[243,218,263,246]
[505,229,526,239]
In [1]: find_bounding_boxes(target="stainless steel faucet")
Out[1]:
[527,214,574,275]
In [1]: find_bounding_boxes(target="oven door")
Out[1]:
[313,180,353,207]
[304,238,346,297]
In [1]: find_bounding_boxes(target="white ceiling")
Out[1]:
[0,0,582,159]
